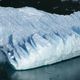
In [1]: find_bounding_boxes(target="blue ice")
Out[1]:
[0,7,80,70]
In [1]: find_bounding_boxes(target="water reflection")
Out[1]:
[2,56,80,80]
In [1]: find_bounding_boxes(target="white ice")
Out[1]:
[0,7,80,70]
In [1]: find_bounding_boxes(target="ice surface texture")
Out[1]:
[0,7,80,70]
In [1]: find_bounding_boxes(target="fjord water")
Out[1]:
[0,0,80,80]
[0,0,80,14]
[0,56,80,80]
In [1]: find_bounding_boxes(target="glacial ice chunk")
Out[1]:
[0,7,80,70]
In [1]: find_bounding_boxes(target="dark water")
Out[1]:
[0,56,80,80]
[0,0,80,80]
[0,0,80,14]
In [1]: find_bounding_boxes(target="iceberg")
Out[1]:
[0,7,80,70]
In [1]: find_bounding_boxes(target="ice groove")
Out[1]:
[0,7,80,70]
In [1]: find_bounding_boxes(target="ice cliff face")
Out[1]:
[0,7,80,70]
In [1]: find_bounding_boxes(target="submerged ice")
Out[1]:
[0,7,80,70]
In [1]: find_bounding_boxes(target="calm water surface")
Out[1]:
[0,56,80,80]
